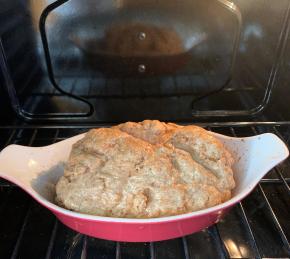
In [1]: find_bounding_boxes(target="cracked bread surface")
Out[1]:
[56,120,235,218]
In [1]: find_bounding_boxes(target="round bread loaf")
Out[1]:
[56,120,235,218]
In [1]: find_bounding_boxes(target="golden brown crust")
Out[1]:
[56,120,235,218]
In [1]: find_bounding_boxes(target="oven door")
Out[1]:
[0,0,290,122]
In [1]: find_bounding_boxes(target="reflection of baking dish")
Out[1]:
[70,23,206,76]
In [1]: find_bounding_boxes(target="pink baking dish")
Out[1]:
[0,131,288,242]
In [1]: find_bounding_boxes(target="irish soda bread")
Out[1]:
[56,120,235,218]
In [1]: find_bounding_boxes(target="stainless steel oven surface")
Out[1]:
[0,0,289,258]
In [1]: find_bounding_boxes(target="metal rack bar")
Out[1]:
[45,221,58,259]
[10,204,32,259]
[237,203,262,259]
[208,225,229,258]
[80,236,87,259]
[66,233,83,258]
[275,168,290,193]
[149,242,155,259]
[3,121,290,130]
[4,129,16,147]
[273,126,290,144]
[182,237,190,259]
[257,184,290,254]
[115,242,121,259]
[261,178,290,183]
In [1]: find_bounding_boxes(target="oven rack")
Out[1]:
[19,70,266,123]
[0,123,289,258]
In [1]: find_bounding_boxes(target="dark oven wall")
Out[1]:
[0,78,13,123]
[0,0,43,124]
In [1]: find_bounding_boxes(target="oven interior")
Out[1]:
[0,0,290,258]
[1,0,290,122]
